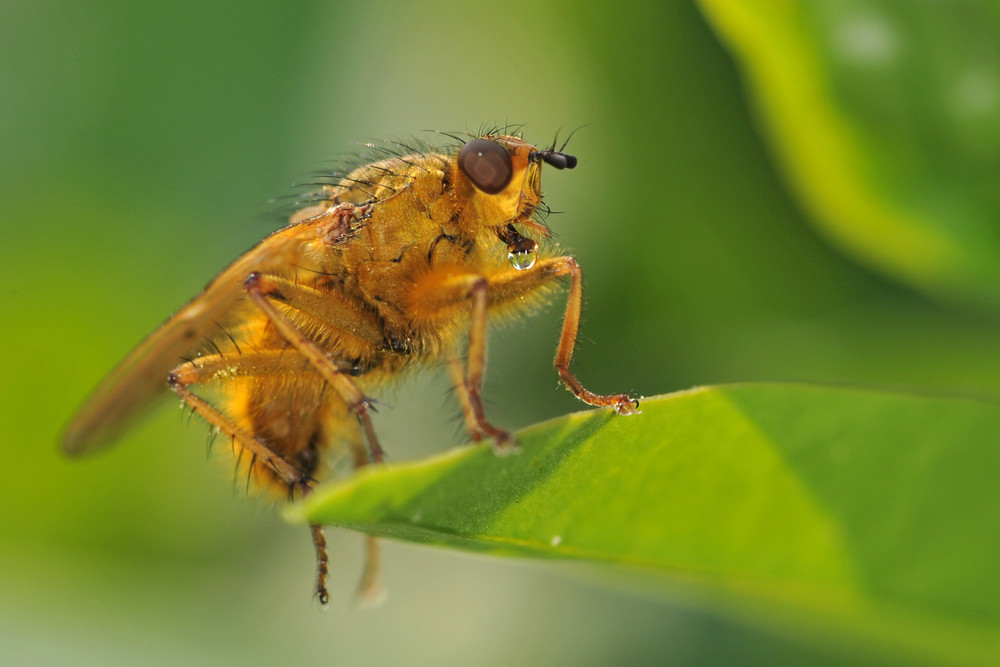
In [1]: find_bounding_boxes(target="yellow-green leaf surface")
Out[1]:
[293,384,1000,665]
[699,0,1000,308]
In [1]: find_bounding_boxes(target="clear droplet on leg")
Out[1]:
[508,248,536,271]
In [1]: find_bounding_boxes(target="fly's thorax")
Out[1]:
[294,161,452,266]
[328,154,449,207]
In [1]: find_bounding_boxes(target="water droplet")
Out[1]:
[509,248,536,271]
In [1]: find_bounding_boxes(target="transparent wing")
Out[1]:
[61,221,320,456]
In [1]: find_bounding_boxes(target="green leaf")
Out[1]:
[698,0,1000,309]
[291,384,1000,665]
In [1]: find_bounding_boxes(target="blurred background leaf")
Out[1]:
[700,0,1000,309]
[2,1,999,665]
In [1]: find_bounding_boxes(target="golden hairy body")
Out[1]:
[63,131,639,604]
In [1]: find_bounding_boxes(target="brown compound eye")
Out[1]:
[457,139,513,194]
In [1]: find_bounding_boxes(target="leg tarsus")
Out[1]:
[555,363,641,415]
[310,523,331,608]
[466,385,517,455]
[551,257,640,416]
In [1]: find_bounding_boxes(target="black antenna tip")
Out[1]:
[538,150,578,170]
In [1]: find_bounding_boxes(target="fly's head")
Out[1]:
[452,134,576,245]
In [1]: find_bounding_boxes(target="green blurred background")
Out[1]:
[2,1,998,664]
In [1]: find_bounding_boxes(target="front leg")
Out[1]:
[451,255,639,415]
[407,271,514,452]
[409,256,639,452]
[464,275,517,451]
[549,257,640,415]
[446,356,484,443]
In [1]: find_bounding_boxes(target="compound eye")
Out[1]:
[457,139,513,194]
